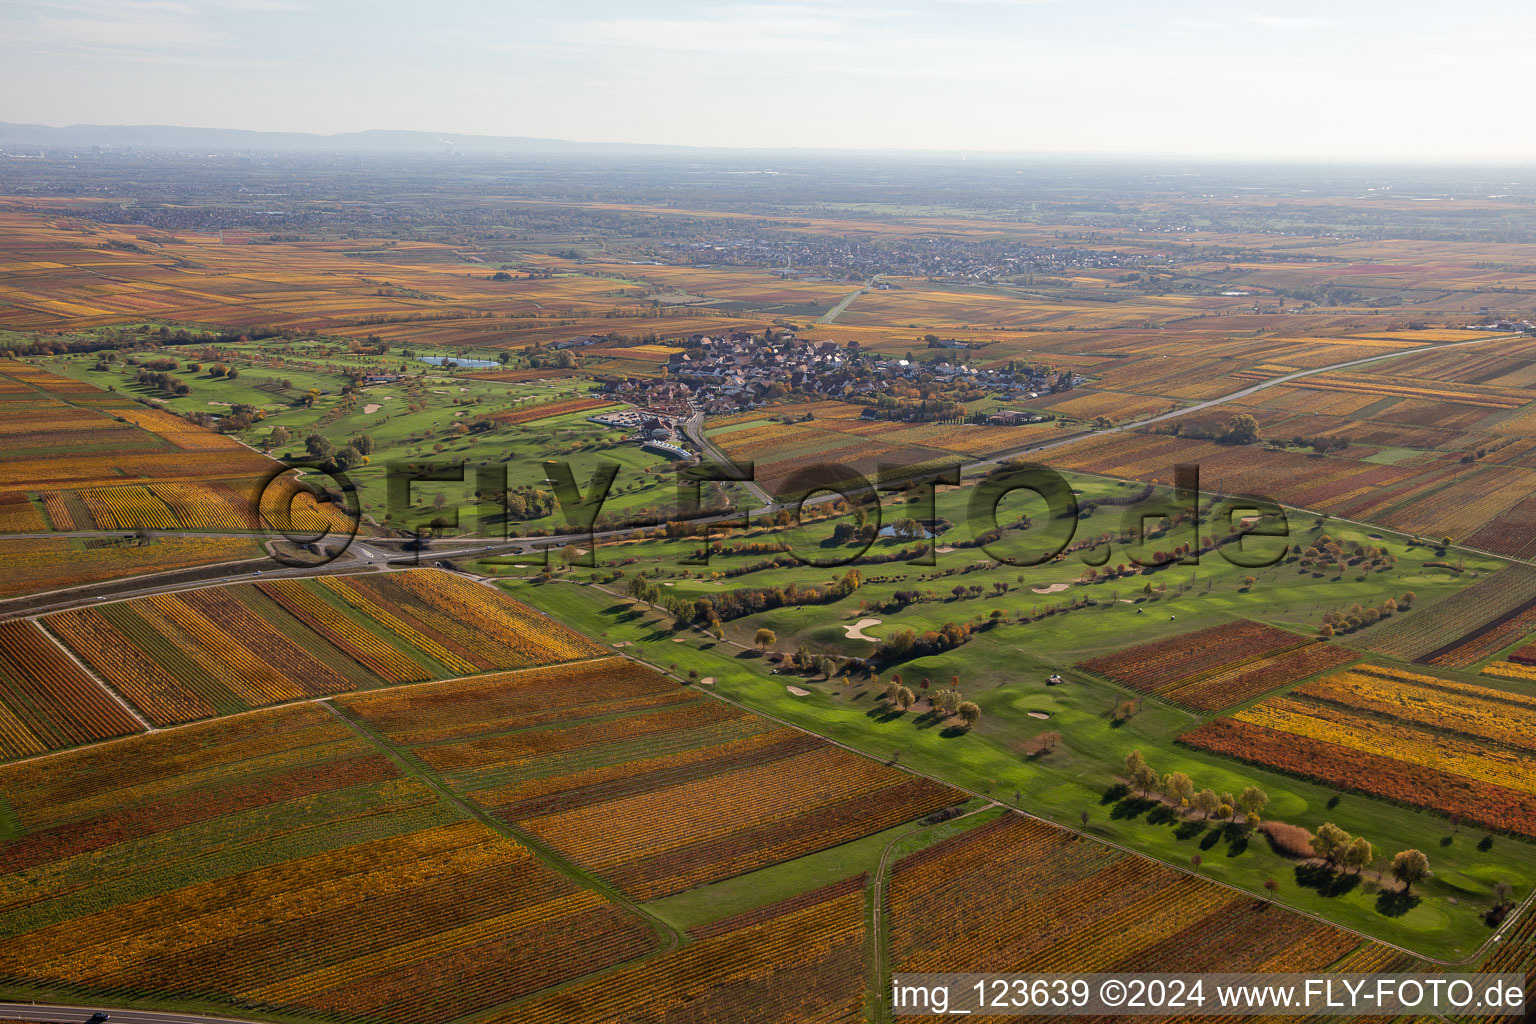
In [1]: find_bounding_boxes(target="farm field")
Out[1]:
[0,209,772,343]
[0,701,659,1024]
[1352,564,1536,666]
[338,656,965,900]
[707,399,1065,494]
[1032,335,1536,561]
[1073,618,1354,711]
[0,358,287,538]
[43,569,605,726]
[0,535,263,601]
[481,876,869,1024]
[1180,663,1536,839]
[0,619,143,761]
[888,813,1379,976]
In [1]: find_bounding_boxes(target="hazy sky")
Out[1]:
[2,0,1532,160]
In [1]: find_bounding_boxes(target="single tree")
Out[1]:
[1192,789,1221,820]
[956,701,981,727]
[1223,413,1260,445]
[754,628,776,652]
[1238,786,1269,819]
[1162,772,1195,805]
[1132,763,1159,797]
[1391,849,1431,894]
[1344,837,1374,875]
[1311,823,1353,869]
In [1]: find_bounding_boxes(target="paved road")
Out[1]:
[0,1004,270,1024]
[817,277,872,324]
[3,542,378,619]
[679,409,774,507]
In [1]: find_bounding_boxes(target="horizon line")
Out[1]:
[5,119,1536,168]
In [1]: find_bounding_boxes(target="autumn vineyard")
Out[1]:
[4,137,1536,1024]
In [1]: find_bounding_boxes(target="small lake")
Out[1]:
[878,524,936,539]
[418,356,498,368]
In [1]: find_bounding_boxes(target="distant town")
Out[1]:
[599,330,1078,421]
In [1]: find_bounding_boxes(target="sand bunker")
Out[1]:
[1028,711,1051,720]
[843,617,882,641]
[936,545,955,554]
[699,676,716,685]
[1031,583,1070,595]
[786,686,811,696]
[612,641,632,647]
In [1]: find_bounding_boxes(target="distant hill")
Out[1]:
[0,122,707,155]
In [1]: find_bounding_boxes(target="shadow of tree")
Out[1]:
[866,706,906,723]
[1223,824,1250,857]
[1295,864,1361,899]
[1199,827,1223,851]
[1110,797,1156,821]
[1174,819,1207,842]
[940,724,971,739]
[1147,804,1181,826]
[1101,783,1130,806]
[1376,888,1420,917]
